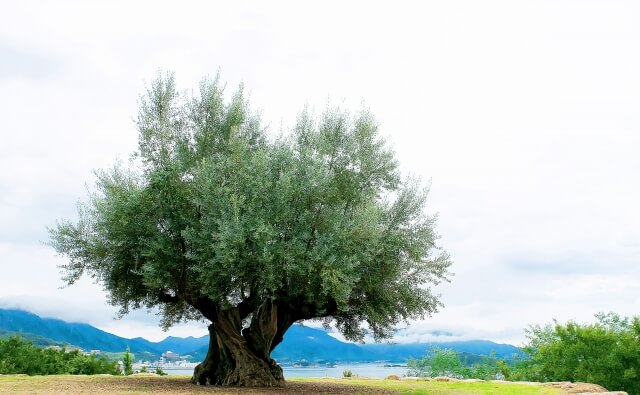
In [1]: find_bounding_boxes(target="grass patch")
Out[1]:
[291,378,563,395]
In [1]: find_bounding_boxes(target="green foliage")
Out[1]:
[513,313,640,394]
[0,328,66,348]
[139,365,148,373]
[496,359,511,381]
[48,71,451,341]
[407,348,505,380]
[0,336,119,375]
[155,367,168,376]
[342,369,353,377]
[408,348,461,378]
[122,347,133,376]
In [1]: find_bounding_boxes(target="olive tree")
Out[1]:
[49,72,452,386]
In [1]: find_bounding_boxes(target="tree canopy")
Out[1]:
[49,72,452,386]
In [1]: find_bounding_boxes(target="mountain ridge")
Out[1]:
[0,308,521,362]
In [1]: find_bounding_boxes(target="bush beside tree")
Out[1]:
[511,313,640,394]
[0,336,119,375]
[408,313,640,395]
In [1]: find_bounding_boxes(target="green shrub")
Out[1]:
[0,336,118,375]
[407,348,504,380]
[122,348,133,376]
[342,369,353,378]
[514,312,640,395]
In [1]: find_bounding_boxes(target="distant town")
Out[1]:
[45,345,199,371]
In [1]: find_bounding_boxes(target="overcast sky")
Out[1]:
[1,1,639,345]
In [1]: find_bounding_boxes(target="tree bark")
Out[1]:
[191,300,289,386]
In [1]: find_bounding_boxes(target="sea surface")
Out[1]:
[164,363,408,378]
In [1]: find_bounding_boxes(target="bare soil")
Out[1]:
[0,375,396,395]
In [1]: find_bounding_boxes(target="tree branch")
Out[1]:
[193,297,218,321]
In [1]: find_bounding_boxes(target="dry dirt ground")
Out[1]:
[1,375,621,395]
[0,375,396,395]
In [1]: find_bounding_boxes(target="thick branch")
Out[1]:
[266,296,339,353]
[193,297,218,321]
[243,300,281,359]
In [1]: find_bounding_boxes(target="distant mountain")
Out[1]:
[361,339,523,361]
[0,308,522,363]
[155,335,208,355]
[186,325,371,362]
[0,309,162,357]
[0,328,66,348]
[273,325,364,362]
[193,325,523,363]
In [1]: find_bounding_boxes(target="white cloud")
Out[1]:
[1,0,640,345]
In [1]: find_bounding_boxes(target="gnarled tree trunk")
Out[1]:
[191,299,294,386]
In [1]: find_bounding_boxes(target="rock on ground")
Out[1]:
[543,381,628,395]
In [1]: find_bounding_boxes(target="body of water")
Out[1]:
[165,363,408,378]
[283,363,407,378]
